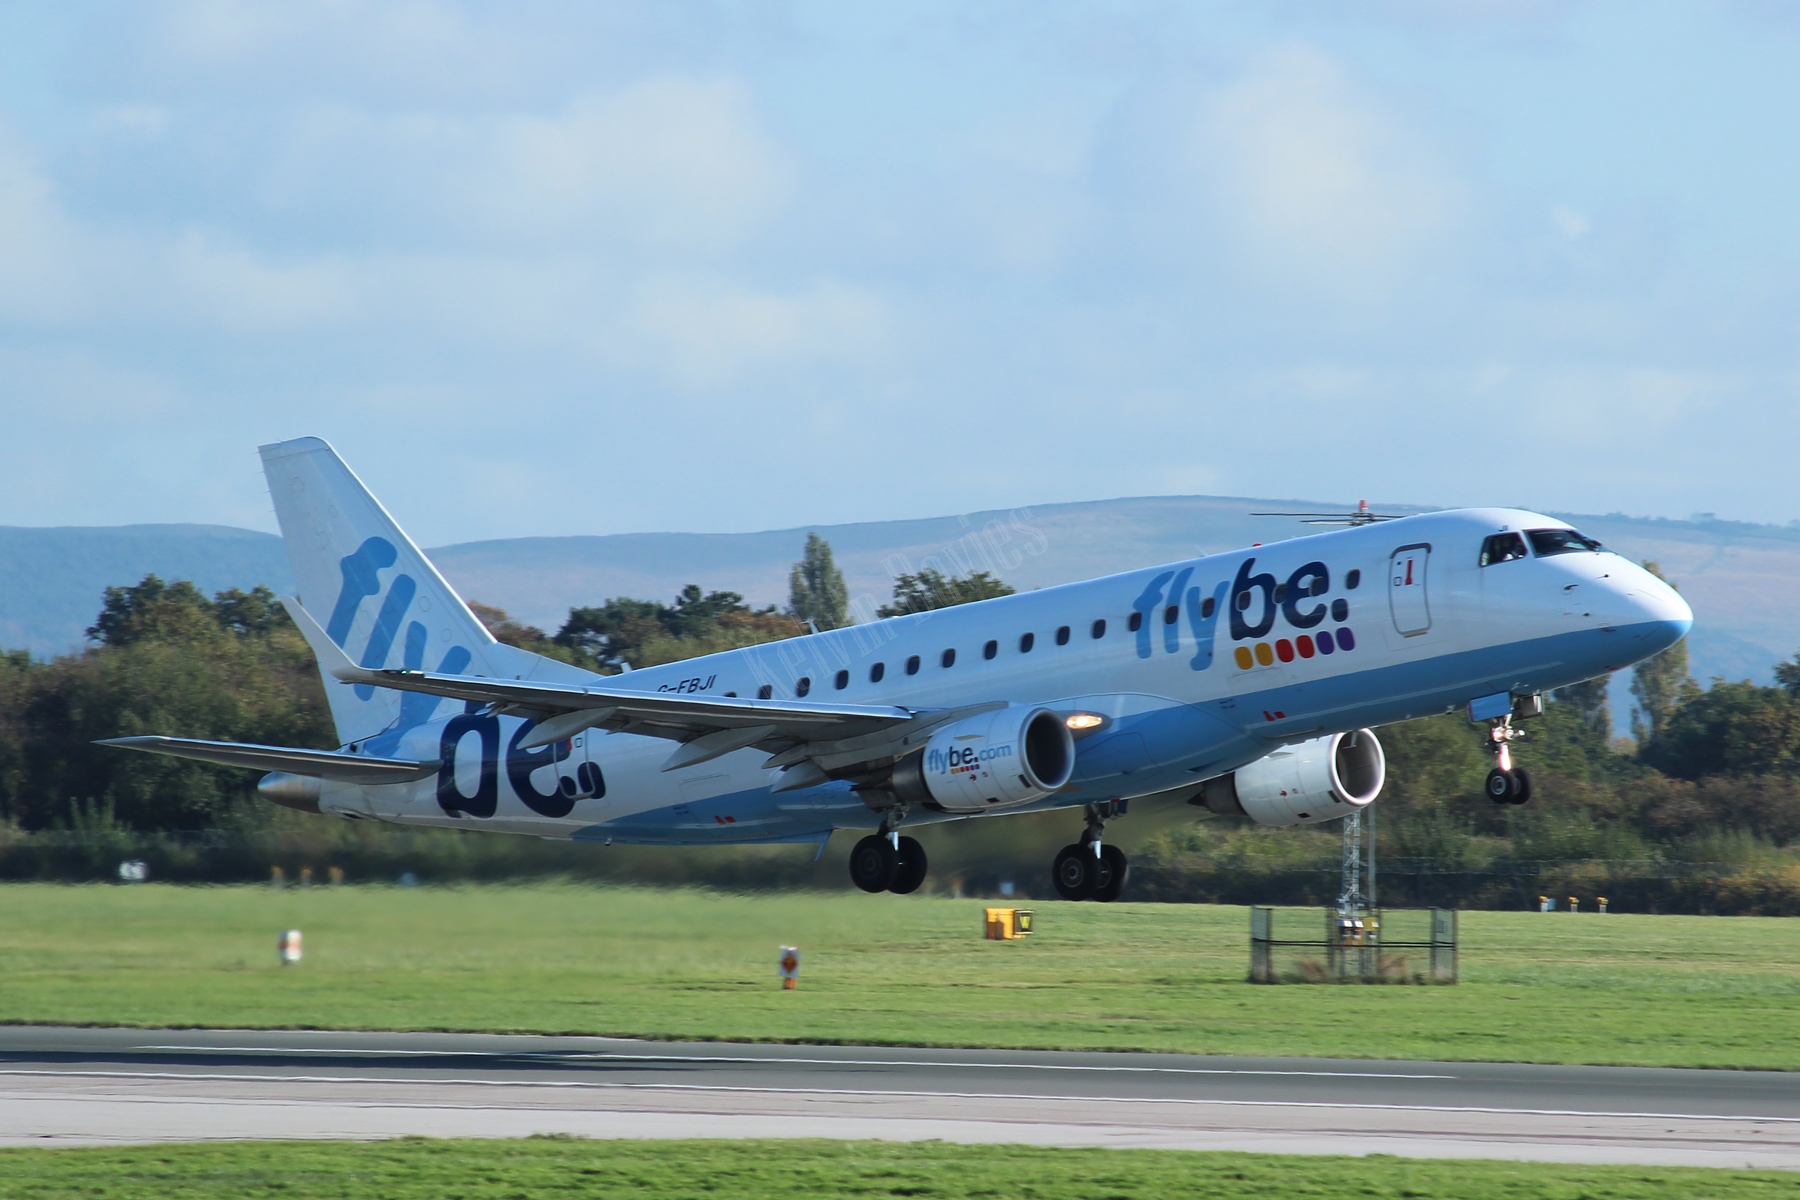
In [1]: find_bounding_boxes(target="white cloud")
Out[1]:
[1187,43,1465,298]
[251,75,794,258]
[608,273,892,387]
[1550,204,1591,239]
[0,2,1797,540]
[469,79,794,253]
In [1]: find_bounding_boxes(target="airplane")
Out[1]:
[104,437,1693,901]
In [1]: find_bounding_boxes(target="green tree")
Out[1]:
[787,533,849,630]
[556,588,798,670]
[556,597,667,668]
[1773,650,1800,695]
[469,603,579,664]
[877,569,1014,618]
[8,575,335,830]
[1629,562,1700,745]
[1553,676,1613,744]
[86,576,224,647]
[1639,680,1800,779]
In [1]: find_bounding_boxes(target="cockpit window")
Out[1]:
[1527,528,1603,557]
[1479,532,1528,567]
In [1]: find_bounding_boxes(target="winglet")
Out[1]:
[281,596,380,685]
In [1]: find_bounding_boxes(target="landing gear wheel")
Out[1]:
[1090,845,1130,903]
[888,836,928,894]
[1485,767,1516,804]
[849,835,898,893]
[1052,844,1096,901]
[1509,767,1533,806]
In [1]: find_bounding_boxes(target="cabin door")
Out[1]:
[1388,544,1432,637]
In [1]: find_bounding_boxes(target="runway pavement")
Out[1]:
[1,1025,1797,1168]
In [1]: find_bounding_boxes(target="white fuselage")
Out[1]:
[319,508,1690,846]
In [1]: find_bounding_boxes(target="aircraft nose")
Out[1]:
[1616,564,1693,659]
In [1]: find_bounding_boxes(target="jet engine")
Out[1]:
[890,705,1076,814]
[1198,729,1385,827]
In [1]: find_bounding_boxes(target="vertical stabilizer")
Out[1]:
[260,437,506,745]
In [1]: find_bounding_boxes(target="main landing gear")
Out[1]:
[1052,800,1129,902]
[1482,716,1533,806]
[849,814,928,895]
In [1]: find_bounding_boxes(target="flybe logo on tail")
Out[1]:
[327,536,471,724]
[328,537,399,646]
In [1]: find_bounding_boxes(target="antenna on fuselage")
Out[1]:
[1250,500,1402,527]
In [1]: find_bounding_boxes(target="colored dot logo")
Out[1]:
[1235,628,1355,669]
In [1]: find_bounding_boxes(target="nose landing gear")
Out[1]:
[1482,717,1533,806]
[1052,801,1130,901]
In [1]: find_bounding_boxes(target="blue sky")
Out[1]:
[0,1,1795,545]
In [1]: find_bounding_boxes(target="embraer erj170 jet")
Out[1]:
[106,438,1692,901]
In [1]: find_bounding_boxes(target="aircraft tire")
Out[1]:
[1509,767,1533,806]
[1091,845,1129,903]
[1484,768,1516,804]
[888,836,928,894]
[1052,844,1096,901]
[849,835,899,893]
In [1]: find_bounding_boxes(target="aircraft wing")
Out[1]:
[98,735,438,784]
[281,597,954,783]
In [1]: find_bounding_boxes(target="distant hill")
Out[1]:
[0,524,294,657]
[3,498,1793,699]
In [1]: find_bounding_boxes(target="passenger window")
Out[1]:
[1272,583,1288,603]
[870,662,885,683]
[905,655,921,675]
[1055,625,1071,645]
[1345,570,1361,589]
[834,669,849,690]
[983,639,998,659]
[1128,611,1143,632]
[941,648,956,668]
[1164,605,1178,625]
[757,684,772,700]
[1091,619,1106,638]
[1019,632,1035,653]
[795,677,811,697]
[1331,598,1349,621]
[1527,528,1603,557]
[1479,532,1529,567]
[1236,590,1252,610]
[1200,596,1216,619]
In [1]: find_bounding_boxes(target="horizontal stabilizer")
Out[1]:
[98,736,439,784]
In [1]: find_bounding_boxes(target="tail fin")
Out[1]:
[260,437,514,744]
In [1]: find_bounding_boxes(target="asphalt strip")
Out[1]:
[0,1028,1795,1169]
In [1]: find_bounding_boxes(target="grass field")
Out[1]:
[1,882,1798,1068]
[1,1138,1796,1199]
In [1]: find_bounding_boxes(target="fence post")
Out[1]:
[1249,906,1273,983]
[1430,907,1457,983]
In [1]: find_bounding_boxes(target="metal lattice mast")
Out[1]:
[1337,809,1366,914]
[1365,803,1377,910]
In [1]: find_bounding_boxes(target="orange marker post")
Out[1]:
[778,946,800,990]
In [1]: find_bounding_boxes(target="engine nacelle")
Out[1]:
[1199,729,1384,827]
[891,705,1075,814]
